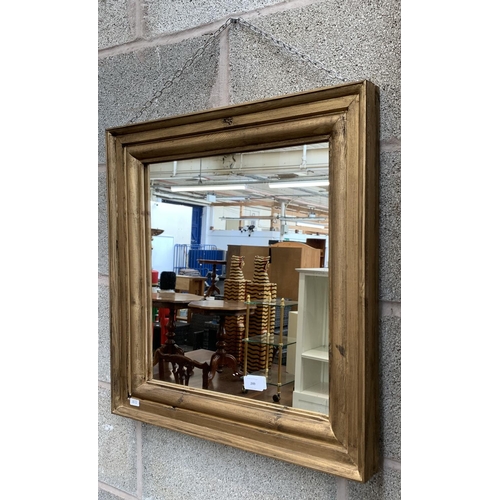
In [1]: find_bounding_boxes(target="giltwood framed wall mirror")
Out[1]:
[106,80,379,482]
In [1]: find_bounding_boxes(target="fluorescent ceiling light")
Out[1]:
[220,215,275,220]
[170,184,247,192]
[296,221,325,229]
[268,180,329,189]
[279,216,326,222]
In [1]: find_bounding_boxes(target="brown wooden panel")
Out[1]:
[269,245,321,301]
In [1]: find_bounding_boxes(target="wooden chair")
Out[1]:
[155,352,210,390]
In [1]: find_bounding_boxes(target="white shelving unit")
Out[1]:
[286,311,298,375]
[292,268,329,415]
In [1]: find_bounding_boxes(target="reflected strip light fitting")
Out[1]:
[170,184,247,192]
[268,180,329,189]
[296,221,325,229]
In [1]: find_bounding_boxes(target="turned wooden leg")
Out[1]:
[208,315,243,380]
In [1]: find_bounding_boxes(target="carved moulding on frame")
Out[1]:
[106,80,379,482]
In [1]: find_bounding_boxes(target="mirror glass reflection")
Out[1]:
[149,142,330,415]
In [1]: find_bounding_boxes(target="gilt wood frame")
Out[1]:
[106,80,379,482]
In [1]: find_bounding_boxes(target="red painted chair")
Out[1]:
[158,307,171,345]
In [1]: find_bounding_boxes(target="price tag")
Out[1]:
[129,398,140,407]
[243,375,267,391]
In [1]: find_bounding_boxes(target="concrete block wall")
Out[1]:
[98,0,401,498]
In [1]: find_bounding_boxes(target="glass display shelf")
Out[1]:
[242,296,297,403]
[244,299,299,307]
[242,334,297,347]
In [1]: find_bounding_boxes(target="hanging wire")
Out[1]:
[236,18,347,82]
[128,18,346,124]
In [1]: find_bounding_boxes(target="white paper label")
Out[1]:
[129,398,140,407]
[243,375,267,391]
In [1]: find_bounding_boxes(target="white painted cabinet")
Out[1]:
[292,268,329,415]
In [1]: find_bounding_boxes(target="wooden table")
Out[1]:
[152,292,204,366]
[197,259,226,297]
[188,299,256,381]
